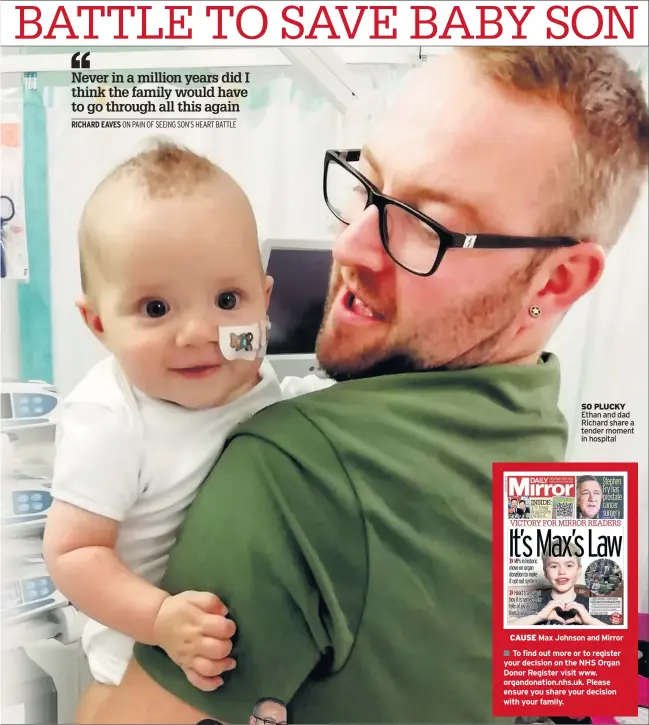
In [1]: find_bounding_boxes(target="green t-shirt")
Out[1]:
[135,354,567,724]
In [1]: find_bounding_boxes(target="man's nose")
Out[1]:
[176,316,218,347]
[332,205,390,274]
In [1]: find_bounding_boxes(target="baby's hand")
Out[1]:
[154,591,237,691]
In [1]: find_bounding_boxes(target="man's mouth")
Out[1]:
[343,289,385,320]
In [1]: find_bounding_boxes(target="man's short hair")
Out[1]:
[253,697,287,717]
[460,47,649,250]
[577,475,601,488]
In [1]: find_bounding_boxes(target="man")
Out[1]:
[576,475,604,519]
[250,697,288,725]
[516,499,529,519]
[87,47,648,724]
[508,497,518,517]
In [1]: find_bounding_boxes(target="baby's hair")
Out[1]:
[78,139,228,294]
[108,138,224,196]
[542,541,582,572]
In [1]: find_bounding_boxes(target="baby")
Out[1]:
[43,141,333,692]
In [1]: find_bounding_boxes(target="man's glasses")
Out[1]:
[254,717,287,725]
[323,149,580,277]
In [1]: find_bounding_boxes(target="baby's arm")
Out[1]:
[44,402,234,690]
[44,500,169,644]
[280,373,336,399]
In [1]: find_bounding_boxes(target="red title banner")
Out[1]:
[1,1,647,45]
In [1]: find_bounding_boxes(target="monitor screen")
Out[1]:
[266,248,333,355]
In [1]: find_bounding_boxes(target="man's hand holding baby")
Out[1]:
[154,591,237,691]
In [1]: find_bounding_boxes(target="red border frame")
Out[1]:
[492,462,638,718]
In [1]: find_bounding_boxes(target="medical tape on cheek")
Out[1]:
[218,320,270,361]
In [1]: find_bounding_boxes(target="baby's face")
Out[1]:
[544,556,580,594]
[88,186,271,408]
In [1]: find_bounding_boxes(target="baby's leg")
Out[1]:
[75,681,115,723]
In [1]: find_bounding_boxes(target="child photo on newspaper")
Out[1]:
[507,543,623,627]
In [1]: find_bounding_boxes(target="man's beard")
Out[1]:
[321,353,424,382]
[317,326,514,382]
[316,253,547,383]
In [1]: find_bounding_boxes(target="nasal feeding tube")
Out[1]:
[218,319,270,362]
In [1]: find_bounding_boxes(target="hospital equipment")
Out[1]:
[1,380,61,433]
[2,473,53,536]
[2,650,57,725]
[1,382,90,724]
[1,541,85,724]
[1,194,16,279]
[3,540,68,627]
[261,238,333,380]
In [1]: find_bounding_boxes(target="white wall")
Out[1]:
[548,179,649,612]
[1,281,21,380]
[1,85,25,381]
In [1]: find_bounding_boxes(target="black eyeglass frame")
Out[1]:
[253,717,287,725]
[323,149,580,277]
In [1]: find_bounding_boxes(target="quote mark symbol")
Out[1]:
[71,52,91,69]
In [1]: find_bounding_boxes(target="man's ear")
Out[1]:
[263,275,274,309]
[76,296,104,340]
[533,241,606,315]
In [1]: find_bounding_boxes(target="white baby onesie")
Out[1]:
[51,355,333,685]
